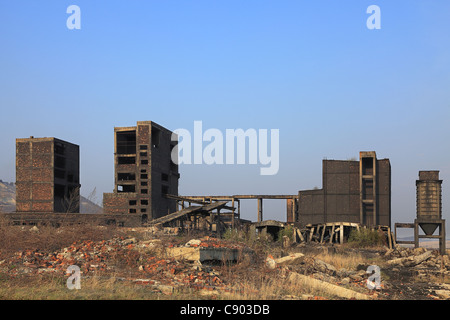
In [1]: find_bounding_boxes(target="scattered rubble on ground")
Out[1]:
[0,235,254,296]
[385,246,450,277]
[262,243,450,300]
[287,271,371,300]
[1,229,450,299]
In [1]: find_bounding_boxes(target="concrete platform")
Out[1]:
[166,246,254,262]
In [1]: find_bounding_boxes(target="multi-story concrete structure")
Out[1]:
[16,137,80,213]
[289,151,391,227]
[103,121,179,221]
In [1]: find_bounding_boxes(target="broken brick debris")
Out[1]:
[0,236,252,295]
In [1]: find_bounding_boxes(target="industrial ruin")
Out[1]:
[396,171,446,254]
[5,120,446,251]
[291,151,391,227]
[102,121,179,221]
[15,137,80,213]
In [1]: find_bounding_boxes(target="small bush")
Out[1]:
[277,225,294,242]
[222,228,254,244]
[348,228,386,247]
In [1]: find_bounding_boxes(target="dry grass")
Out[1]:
[0,217,124,259]
[313,251,368,270]
[0,220,387,300]
[221,274,334,300]
[0,273,177,300]
[216,248,358,300]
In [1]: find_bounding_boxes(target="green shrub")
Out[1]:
[348,228,386,247]
[277,225,294,242]
[223,228,247,242]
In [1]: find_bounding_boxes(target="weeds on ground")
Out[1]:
[277,225,294,243]
[347,228,386,248]
[0,273,176,300]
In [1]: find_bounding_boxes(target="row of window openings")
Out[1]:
[129,199,148,214]
[117,157,177,174]
[117,144,158,155]
[117,157,148,165]
[117,172,168,182]
[118,145,148,165]
[129,209,147,213]
[117,185,148,193]
[118,144,178,166]
[116,126,163,155]
[117,173,148,181]
[129,200,149,206]
[118,144,149,154]
[117,160,177,171]
[117,185,169,194]
[116,142,158,155]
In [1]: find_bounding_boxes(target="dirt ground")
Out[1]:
[0,224,449,300]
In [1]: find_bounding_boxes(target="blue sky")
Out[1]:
[1,1,449,230]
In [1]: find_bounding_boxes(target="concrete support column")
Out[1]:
[257,198,263,222]
[232,198,235,228]
[414,220,419,249]
[440,221,446,255]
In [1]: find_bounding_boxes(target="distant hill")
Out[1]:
[80,195,103,214]
[0,180,16,212]
[0,180,102,214]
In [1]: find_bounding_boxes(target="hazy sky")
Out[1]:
[1,1,449,232]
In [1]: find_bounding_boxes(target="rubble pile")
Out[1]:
[0,238,129,275]
[168,236,249,250]
[1,228,450,299]
[136,255,228,293]
[266,246,450,300]
[385,246,450,276]
[265,252,379,299]
[0,236,251,296]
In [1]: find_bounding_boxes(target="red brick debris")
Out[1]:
[0,236,247,295]
[167,236,248,249]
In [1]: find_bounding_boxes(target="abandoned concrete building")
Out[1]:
[15,137,80,213]
[288,151,391,227]
[11,130,395,234]
[103,121,179,221]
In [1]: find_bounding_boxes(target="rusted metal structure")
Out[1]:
[15,137,80,213]
[395,171,445,255]
[177,194,297,228]
[103,121,180,222]
[415,171,444,234]
[415,171,446,254]
[292,151,391,228]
